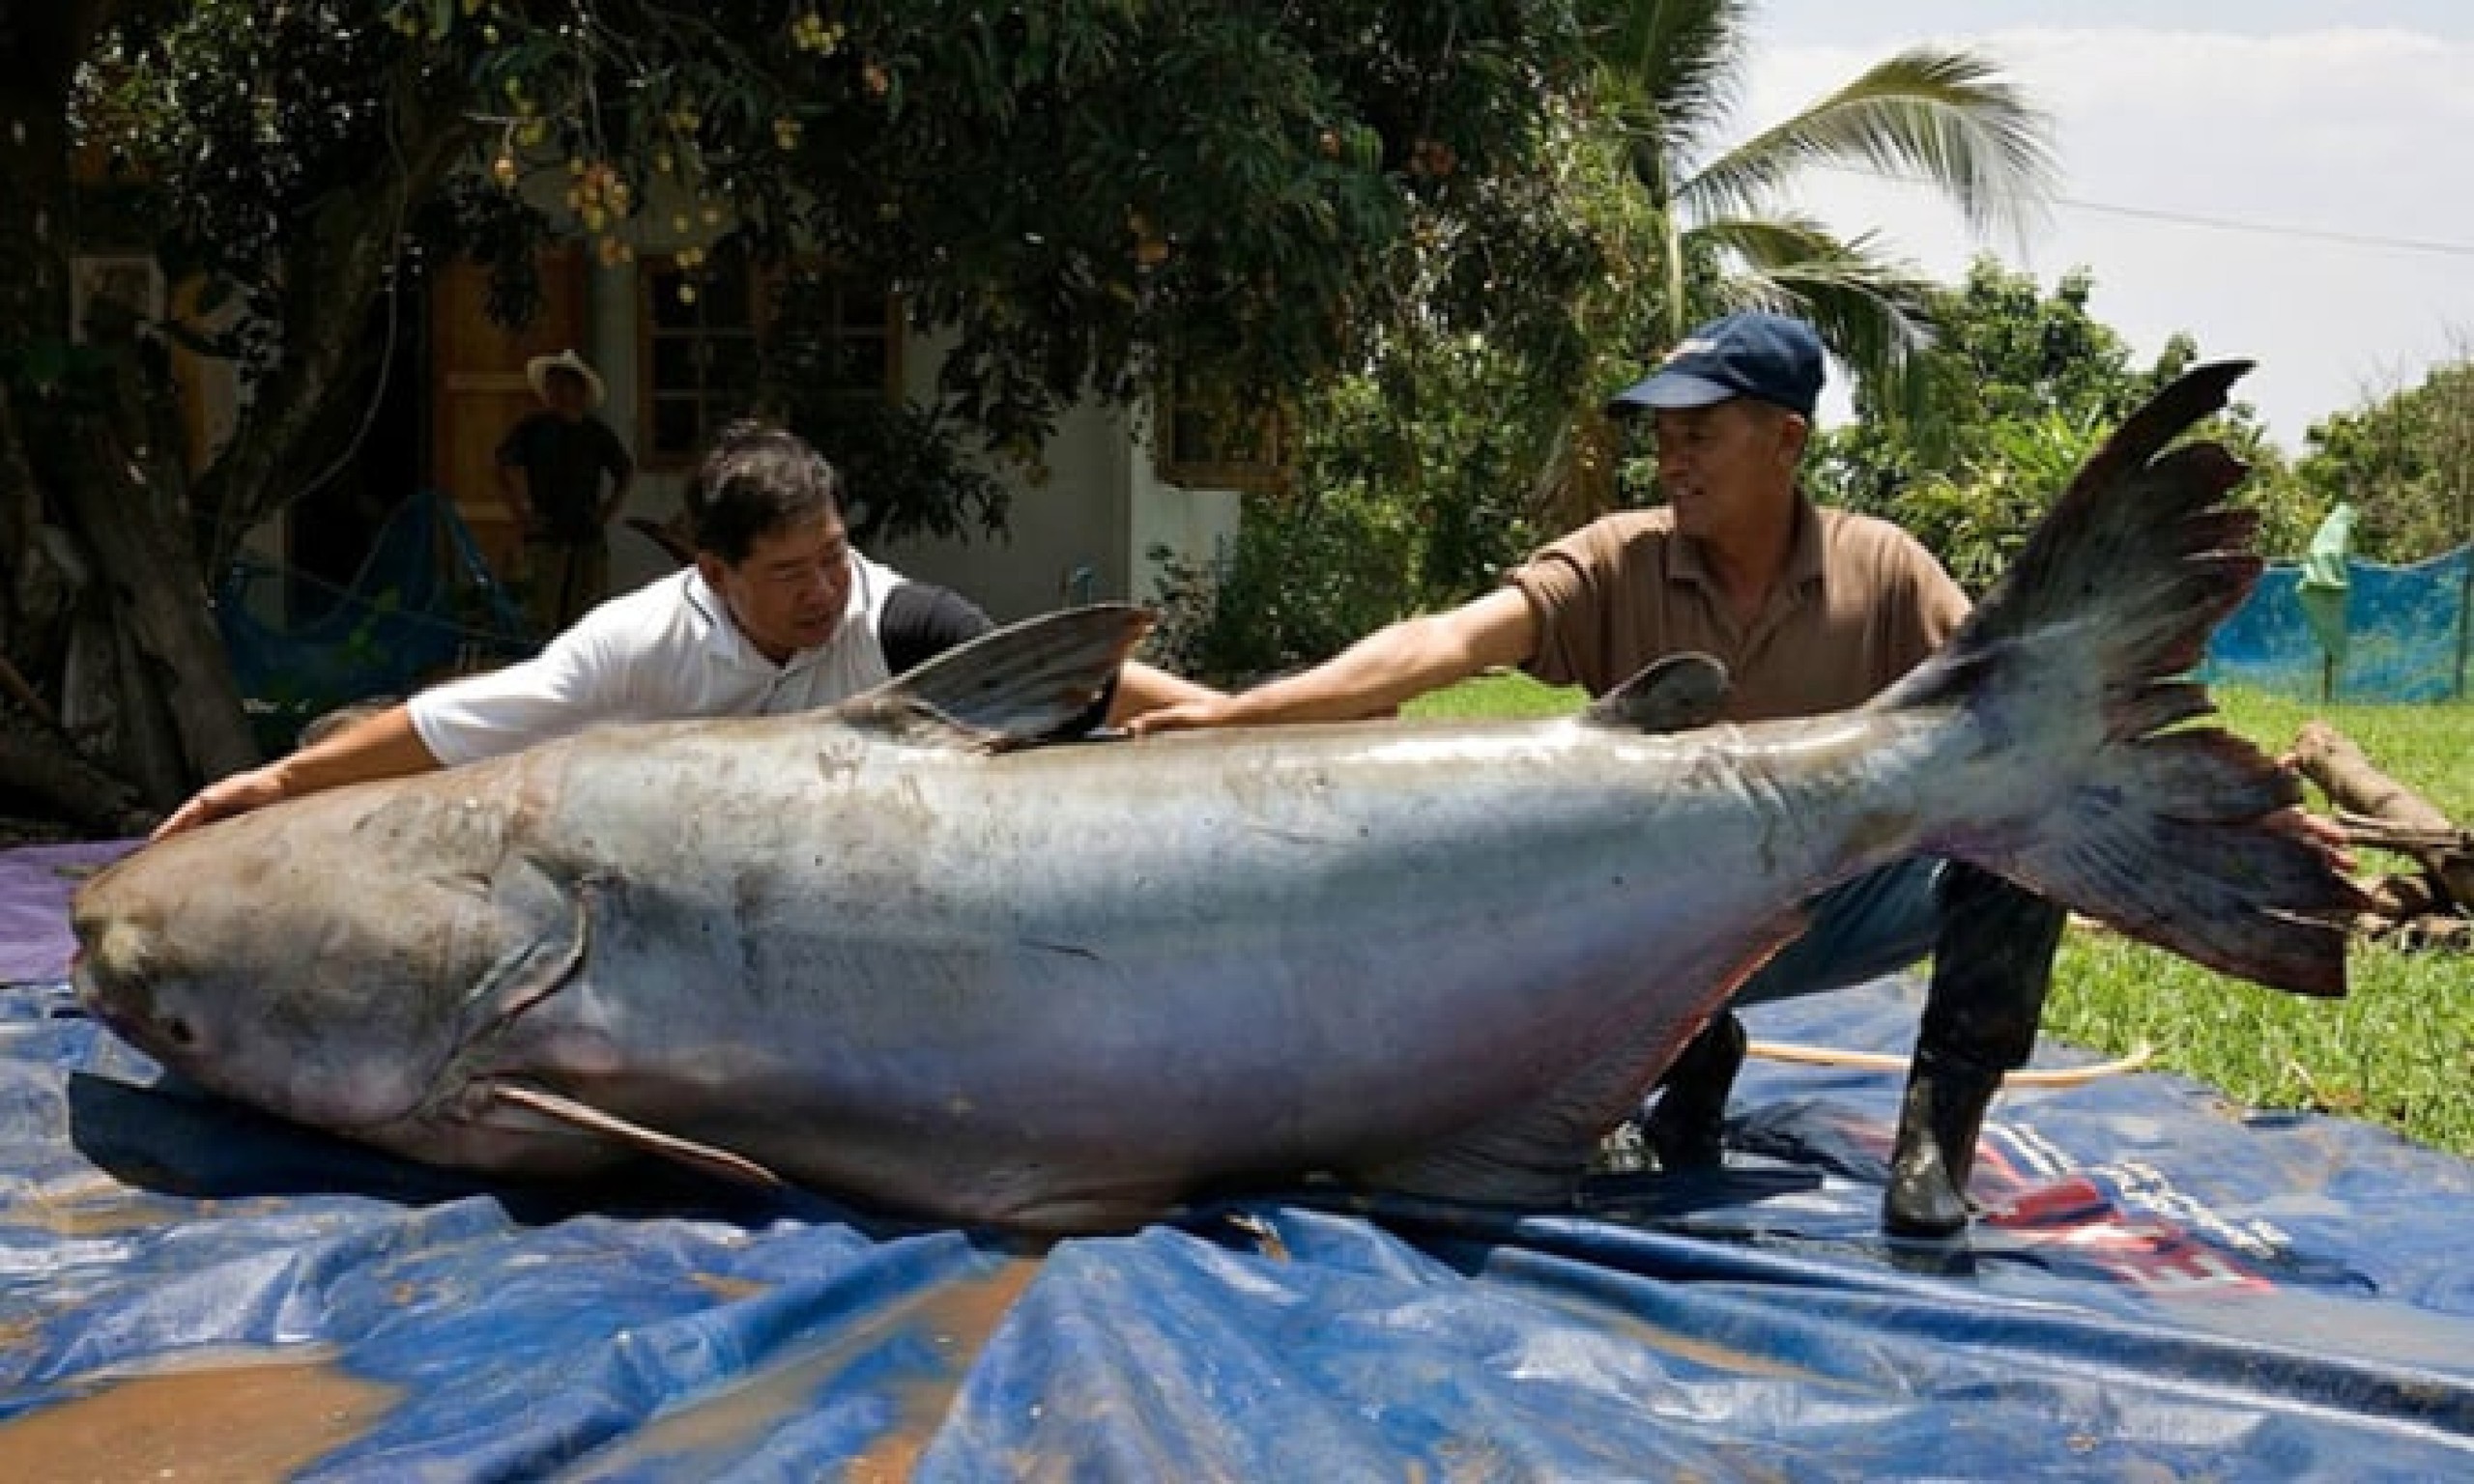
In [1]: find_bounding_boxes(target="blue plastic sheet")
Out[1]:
[216,487,534,754]
[2203,545,2470,701]
[6,843,2473,1479]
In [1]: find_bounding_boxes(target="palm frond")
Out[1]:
[1682,46,2057,245]
[1588,0,1751,188]
[1685,214,1941,411]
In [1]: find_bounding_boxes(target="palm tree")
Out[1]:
[1542,0,2057,519]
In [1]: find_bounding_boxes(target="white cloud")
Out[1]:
[1734,26,2474,445]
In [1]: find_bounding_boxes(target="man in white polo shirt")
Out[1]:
[154,420,1217,838]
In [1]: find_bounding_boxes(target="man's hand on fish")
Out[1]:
[151,765,287,842]
[151,703,443,844]
[1125,696,1235,735]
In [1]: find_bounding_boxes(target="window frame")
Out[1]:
[1153,362,1287,493]
[635,248,903,471]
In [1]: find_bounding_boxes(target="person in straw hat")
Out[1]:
[497,348,636,634]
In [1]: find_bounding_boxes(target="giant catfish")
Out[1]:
[72,363,2362,1233]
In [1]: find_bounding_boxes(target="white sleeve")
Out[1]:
[406,621,634,767]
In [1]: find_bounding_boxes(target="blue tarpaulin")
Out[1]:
[216,488,534,755]
[2203,543,2470,702]
[5,842,2472,1478]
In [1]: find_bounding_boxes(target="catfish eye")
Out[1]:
[160,1016,196,1048]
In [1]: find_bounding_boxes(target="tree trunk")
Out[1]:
[0,697,157,838]
[58,559,191,808]
[190,77,475,570]
[0,0,279,829]
[2292,720,2474,910]
[45,416,261,788]
[0,1,100,346]
[0,396,80,680]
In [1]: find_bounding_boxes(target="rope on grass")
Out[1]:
[1748,1039,2155,1089]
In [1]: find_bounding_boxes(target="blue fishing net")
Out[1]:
[216,488,537,754]
[2201,545,2471,702]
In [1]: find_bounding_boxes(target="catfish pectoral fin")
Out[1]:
[489,1083,788,1189]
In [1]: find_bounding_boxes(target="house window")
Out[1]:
[640,245,898,468]
[775,267,899,407]
[1155,363,1285,492]
[643,247,762,467]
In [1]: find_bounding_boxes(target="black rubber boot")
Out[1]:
[1883,1056,2002,1237]
[1643,1012,1747,1171]
[1882,863,2066,1237]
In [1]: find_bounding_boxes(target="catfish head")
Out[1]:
[71,777,586,1166]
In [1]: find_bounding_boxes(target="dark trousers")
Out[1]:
[522,533,610,637]
[1733,859,2063,1075]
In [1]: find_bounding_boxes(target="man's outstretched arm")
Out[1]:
[1106,661,1224,727]
[151,704,444,842]
[1129,587,1538,733]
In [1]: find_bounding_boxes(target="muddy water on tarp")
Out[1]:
[575,1257,1040,1480]
[1,1176,194,1239]
[690,1271,769,1303]
[0,1346,399,1483]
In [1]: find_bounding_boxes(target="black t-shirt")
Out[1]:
[880,582,996,674]
[496,413,634,541]
[879,582,1117,734]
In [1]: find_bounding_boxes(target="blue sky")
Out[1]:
[1734,3,2474,447]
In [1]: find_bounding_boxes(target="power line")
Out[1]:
[1809,162,2474,260]
[2056,195,2474,259]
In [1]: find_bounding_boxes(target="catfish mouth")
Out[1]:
[71,950,199,1069]
[72,943,444,1137]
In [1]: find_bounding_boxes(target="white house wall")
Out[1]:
[514,273,1246,627]
[584,259,680,599]
[867,326,1242,624]
[1127,452,1242,623]
[859,325,1117,620]
[196,148,1243,633]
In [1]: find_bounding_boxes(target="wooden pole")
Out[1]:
[2456,536,2471,699]
[2292,720,2474,910]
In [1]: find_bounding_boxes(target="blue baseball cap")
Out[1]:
[1606,311,1826,419]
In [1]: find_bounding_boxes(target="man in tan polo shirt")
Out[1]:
[1134,310,2061,1238]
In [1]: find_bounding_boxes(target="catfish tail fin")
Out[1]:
[1880,361,2365,996]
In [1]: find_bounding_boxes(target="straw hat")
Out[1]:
[525,349,607,410]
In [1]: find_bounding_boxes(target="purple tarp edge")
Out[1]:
[0,840,137,984]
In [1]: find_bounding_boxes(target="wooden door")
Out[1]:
[428,247,587,579]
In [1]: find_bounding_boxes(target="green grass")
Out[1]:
[1407,671,2474,1158]
[1400,669,1589,721]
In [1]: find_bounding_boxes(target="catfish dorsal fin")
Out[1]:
[841,604,1155,750]
[1580,652,1729,734]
